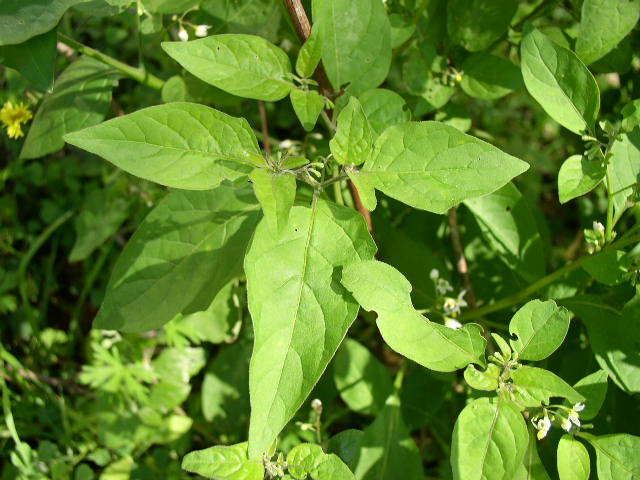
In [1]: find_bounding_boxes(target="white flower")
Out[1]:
[573,402,585,412]
[444,317,463,330]
[567,402,585,427]
[430,268,439,280]
[194,24,210,37]
[443,290,468,317]
[310,398,323,413]
[561,417,573,432]
[593,221,605,235]
[178,26,189,42]
[535,416,552,440]
[279,139,294,149]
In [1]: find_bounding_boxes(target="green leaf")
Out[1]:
[65,102,263,190]
[583,433,640,480]
[510,366,584,408]
[69,188,129,262]
[521,28,600,135]
[333,338,393,415]
[95,184,261,332]
[341,260,487,372]
[201,339,251,433]
[201,0,283,42]
[357,121,528,214]
[330,97,374,166]
[562,296,640,393]
[514,428,550,480]
[0,28,56,91]
[296,27,322,78]
[447,0,518,52]
[389,13,415,48]
[162,34,293,101]
[21,57,117,160]
[249,168,296,233]
[0,0,88,46]
[582,250,629,285]
[508,299,572,361]
[557,435,590,480]
[181,443,264,480]
[328,429,364,471]
[575,0,640,64]
[460,53,523,100]
[621,99,640,132]
[607,128,640,217]
[451,397,529,480]
[313,0,391,95]
[571,369,608,420]
[352,394,424,480]
[244,199,376,458]
[164,282,238,346]
[290,88,325,131]
[464,183,545,283]
[464,364,500,391]
[287,443,355,480]
[358,88,410,137]
[557,154,606,203]
[142,0,198,13]
[149,347,205,411]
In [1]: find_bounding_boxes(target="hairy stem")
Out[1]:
[57,33,164,90]
[464,232,640,320]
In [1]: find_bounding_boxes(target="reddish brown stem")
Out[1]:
[282,0,372,230]
[448,207,476,308]
[258,101,271,155]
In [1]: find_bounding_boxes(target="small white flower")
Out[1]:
[443,290,468,317]
[444,317,463,330]
[535,416,552,440]
[178,26,189,42]
[194,24,210,37]
[593,221,605,235]
[279,139,294,149]
[573,402,585,412]
[310,398,323,413]
[430,268,439,280]
[561,417,573,432]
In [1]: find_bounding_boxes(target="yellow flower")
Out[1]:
[0,101,33,139]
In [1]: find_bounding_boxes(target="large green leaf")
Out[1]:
[341,260,487,371]
[557,154,606,203]
[583,433,640,480]
[557,435,590,480]
[460,53,523,100]
[312,0,391,95]
[571,369,608,420]
[0,0,88,46]
[95,184,261,332]
[575,0,640,64]
[447,0,518,52]
[521,29,600,135]
[358,88,410,137]
[451,397,529,480]
[142,0,198,14]
[249,168,296,234]
[65,102,263,190]
[244,199,376,458]
[162,34,293,101]
[607,128,640,216]
[508,299,571,361]
[181,443,264,480]
[352,121,528,213]
[333,338,393,415]
[464,183,545,283]
[562,296,640,393]
[514,429,550,480]
[330,97,374,166]
[352,394,424,480]
[0,28,56,91]
[21,57,117,160]
[201,0,282,42]
[287,443,355,480]
[510,366,584,408]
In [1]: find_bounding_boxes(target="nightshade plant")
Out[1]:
[1,0,640,479]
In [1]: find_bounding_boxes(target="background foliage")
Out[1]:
[1,0,639,479]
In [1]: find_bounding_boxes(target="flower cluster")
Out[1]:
[584,221,608,254]
[532,402,585,440]
[430,269,467,330]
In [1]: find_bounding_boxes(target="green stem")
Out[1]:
[18,210,74,310]
[605,170,615,242]
[57,33,164,90]
[463,232,640,320]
